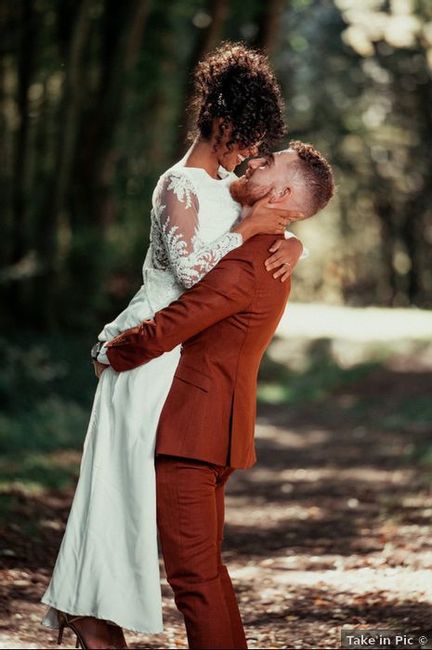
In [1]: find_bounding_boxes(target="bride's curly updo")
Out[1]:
[189,41,286,153]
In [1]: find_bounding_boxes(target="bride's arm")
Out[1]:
[105,254,256,372]
[94,173,242,367]
[104,235,300,373]
[157,173,243,290]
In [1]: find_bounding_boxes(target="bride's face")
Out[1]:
[212,120,262,172]
[217,141,259,172]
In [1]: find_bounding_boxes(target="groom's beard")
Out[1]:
[229,176,270,206]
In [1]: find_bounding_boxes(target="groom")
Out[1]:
[104,141,334,649]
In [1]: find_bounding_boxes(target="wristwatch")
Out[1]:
[91,341,104,361]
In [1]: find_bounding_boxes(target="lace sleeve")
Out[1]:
[155,172,243,289]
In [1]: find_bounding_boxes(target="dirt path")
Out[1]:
[1,363,432,649]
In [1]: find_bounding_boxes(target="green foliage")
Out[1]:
[258,337,380,405]
[1,0,431,334]
[381,395,432,433]
[274,0,432,308]
[0,334,96,456]
[0,452,80,493]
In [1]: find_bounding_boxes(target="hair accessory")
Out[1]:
[217,92,226,107]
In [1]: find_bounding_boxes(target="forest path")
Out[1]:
[1,308,432,649]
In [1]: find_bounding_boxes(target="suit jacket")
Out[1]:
[106,234,294,469]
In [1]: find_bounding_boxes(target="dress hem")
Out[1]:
[40,598,164,636]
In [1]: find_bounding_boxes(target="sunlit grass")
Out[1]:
[277,303,432,342]
[261,303,432,465]
[258,348,378,406]
[0,450,80,493]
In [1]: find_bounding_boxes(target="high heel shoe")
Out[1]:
[56,610,128,649]
[57,611,87,648]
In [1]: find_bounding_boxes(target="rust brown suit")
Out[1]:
[106,234,292,649]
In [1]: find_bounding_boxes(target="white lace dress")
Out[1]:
[40,158,243,634]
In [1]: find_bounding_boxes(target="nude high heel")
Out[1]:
[56,610,128,649]
[57,611,87,648]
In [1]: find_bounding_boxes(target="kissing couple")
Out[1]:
[41,42,334,649]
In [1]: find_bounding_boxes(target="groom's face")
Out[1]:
[230,149,300,206]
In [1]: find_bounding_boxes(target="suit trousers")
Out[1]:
[155,455,248,649]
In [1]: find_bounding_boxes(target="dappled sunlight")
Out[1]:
[225,497,326,528]
[279,567,432,603]
[278,303,432,342]
[243,463,414,488]
[0,450,81,494]
[231,562,432,601]
[1,0,431,645]
[2,340,431,649]
[335,0,424,53]
[254,424,331,448]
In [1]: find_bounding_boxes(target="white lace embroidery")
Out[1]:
[97,165,242,357]
[151,171,242,289]
[166,173,195,208]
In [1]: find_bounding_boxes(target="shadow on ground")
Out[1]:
[1,335,431,648]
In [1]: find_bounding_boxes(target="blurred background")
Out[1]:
[2,0,432,325]
[1,2,432,647]
[1,0,432,495]
[1,0,431,487]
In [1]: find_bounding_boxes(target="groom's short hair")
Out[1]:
[288,140,335,215]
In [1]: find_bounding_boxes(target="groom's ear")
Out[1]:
[267,186,291,204]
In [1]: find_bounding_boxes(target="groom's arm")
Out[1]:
[105,254,256,372]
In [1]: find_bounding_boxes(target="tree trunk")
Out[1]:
[8,0,36,318]
[34,0,93,327]
[11,0,35,265]
[75,0,150,232]
[401,67,432,306]
[56,0,150,329]
[254,0,285,55]
[374,195,398,306]
[0,48,10,268]
[174,0,229,157]
[50,0,93,231]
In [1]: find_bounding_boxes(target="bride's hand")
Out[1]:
[265,237,304,282]
[233,195,304,241]
[93,360,109,379]
[108,325,142,347]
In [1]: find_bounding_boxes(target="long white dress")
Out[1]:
[40,156,243,634]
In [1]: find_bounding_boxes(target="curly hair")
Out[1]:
[188,41,286,153]
[289,140,335,214]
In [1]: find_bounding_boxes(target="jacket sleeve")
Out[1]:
[106,253,256,372]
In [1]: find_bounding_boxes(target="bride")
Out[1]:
[40,42,302,649]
